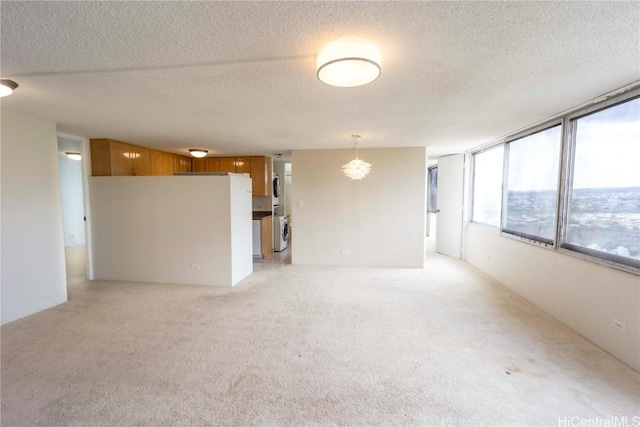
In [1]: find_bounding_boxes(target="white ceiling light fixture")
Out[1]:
[65,152,82,161]
[189,149,208,158]
[342,134,372,180]
[317,41,381,88]
[0,79,19,97]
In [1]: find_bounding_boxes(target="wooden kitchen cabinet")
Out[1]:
[202,155,271,196]
[151,150,172,176]
[249,156,272,196]
[94,141,191,177]
[90,139,151,176]
[204,157,229,173]
[205,157,221,172]
[132,146,151,176]
[192,158,206,172]
[260,215,273,257]
[219,157,236,173]
[204,157,236,173]
[235,157,251,174]
[172,154,191,173]
[110,141,133,175]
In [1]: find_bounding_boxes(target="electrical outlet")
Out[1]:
[612,318,626,333]
[191,264,200,270]
[341,249,350,255]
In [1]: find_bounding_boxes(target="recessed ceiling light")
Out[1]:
[0,79,19,97]
[65,152,82,161]
[317,41,381,88]
[189,149,208,158]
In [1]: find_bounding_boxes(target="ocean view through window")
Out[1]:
[562,97,640,268]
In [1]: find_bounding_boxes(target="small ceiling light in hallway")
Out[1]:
[342,135,372,180]
[65,152,82,161]
[189,149,208,158]
[0,79,19,97]
[317,41,381,87]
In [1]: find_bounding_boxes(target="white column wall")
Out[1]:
[1,110,68,324]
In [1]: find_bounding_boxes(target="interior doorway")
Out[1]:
[57,133,93,293]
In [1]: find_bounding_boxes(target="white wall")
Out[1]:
[57,138,85,247]
[90,175,252,287]
[465,224,640,371]
[427,213,437,237]
[291,147,426,268]
[229,175,254,284]
[1,110,68,325]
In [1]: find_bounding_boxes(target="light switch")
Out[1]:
[297,200,304,208]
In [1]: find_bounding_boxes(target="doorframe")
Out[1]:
[57,132,94,280]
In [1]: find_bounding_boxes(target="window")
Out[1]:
[562,97,640,269]
[503,125,562,244]
[472,145,504,227]
[427,166,438,213]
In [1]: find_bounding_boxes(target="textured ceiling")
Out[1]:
[1,1,638,158]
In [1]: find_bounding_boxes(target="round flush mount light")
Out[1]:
[317,41,381,88]
[189,149,208,158]
[65,152,82,161]
[0,79,19,97]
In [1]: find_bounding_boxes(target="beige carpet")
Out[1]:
[1,244,638,426]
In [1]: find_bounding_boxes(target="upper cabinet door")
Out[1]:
[235,157,251,174]
[90,139,112,176]
[219,157,236,173]
[250,156,271,196]
[110,141,133,176]
[132,146,151,176]
[192,158,206,172]
[179,156,191,173]
[170,155,191,174]
[206,157,222,172]
[151,150,173,176]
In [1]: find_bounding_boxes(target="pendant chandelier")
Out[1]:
[342,135,372,180]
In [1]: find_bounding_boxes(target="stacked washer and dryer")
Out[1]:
[272,172,289,252]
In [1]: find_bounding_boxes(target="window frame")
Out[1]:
[500,120,564,247]
[557,92,640,272]
[471,142,504,228]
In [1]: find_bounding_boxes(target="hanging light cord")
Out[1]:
[352,135,361,159]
